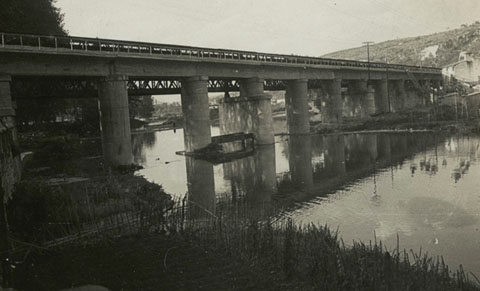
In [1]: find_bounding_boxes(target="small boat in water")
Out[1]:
[176,132,255,164]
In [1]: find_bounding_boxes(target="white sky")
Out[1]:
[56,0,480,56]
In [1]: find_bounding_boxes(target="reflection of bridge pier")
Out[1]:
[288,135,313,190]
[377,133,392,164]
[185,156,216,218]
[345,133,378,171]
[223,145,276,205]
[324,135,346,177]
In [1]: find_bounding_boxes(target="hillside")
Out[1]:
[323,22,480,68]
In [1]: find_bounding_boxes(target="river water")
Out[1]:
[133,124,480,276]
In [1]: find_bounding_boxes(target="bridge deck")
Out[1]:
[0,32,440,75]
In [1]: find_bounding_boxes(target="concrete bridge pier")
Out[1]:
[323,79,343,124]
[0,75,17,140]
[431,79,441,104]
[0,75,21,205]
[366,84,376,116]
[285,79,309,134]
[181,76,212,152]
[405,80,423,107]
[422,79,432,105]
[346,81,362,117]
[390,80,406,112]
[373,79,389,114]
[219,78,274,145]
[350,80,374,117]
[97,75,133,166]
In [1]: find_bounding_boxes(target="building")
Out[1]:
[442,52,480,84]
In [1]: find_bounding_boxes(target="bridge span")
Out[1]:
[0,32,443,167]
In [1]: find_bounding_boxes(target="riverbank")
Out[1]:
[312,106,480,135]
[12,214,480,291]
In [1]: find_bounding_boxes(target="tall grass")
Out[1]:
[177,210,480,290]
[6,180,480,290]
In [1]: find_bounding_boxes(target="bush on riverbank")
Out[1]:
[6,175,173,245]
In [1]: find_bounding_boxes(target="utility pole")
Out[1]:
[363,41,374,81]
[385,54,391,113]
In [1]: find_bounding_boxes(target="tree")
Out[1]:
[0,0,67,35]
[129,96,155,120]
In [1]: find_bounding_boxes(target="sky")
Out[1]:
[56,0,480,57]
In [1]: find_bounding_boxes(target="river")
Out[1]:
[132,123,480,276]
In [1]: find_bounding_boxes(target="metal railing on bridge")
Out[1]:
[1,32,441,74]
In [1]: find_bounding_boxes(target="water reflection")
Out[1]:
[132,132,157,165]
[288,135,313,191]
[223,145,276,206]
[323,135,346,178]
[133,128,480,275]
[185,156,215,218]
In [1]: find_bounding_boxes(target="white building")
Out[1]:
[442,52,480,84]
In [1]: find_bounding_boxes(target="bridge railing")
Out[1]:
[1,32,441,74]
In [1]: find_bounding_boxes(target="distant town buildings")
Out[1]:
[442,52,480,84]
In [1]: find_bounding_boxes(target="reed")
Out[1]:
[177,211,480,290]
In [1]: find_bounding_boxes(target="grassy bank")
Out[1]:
[12,212,480,290]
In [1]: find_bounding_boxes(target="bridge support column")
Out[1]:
[0,76,15,119]
[285,79,309,134]
[0,74,21,212]
[350,80,372,117]
[390,80,406,112]
[374,79,389,114]
[219,78,274,145]
[432,79,441,104]
[324,79,343,124]
[422,79,432,105]
[98,75,133,166]
[181,76,211,152]
[405,80,422,107]
[366,84,376,116]
[397,80,407,111]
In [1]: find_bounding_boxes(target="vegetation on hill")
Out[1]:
[323,21,480,67]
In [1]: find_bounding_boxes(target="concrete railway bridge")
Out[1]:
[0,33,442,167]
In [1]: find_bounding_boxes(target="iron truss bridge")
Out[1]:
[1,32,440,74]
[10,77,329,99]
